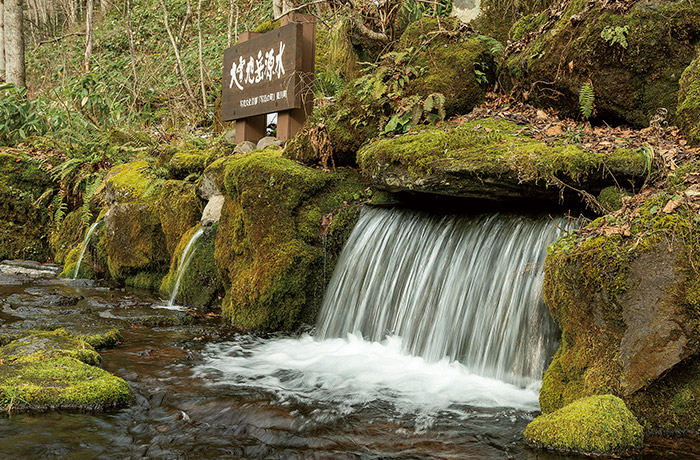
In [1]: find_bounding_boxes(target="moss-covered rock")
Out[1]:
[0,330,132,413]
[358,118,648,203]
[0,152,54,261]
[677,58,700,146]
[59,219,109,280]
[215,150,374,330]
[503,0,700,127]
[49,210,85,265]
[104,159,163,205]
[103,203,169,283]
[524,395,643,454]
[160,224,222,308]
[286,18,496,167]
[155,180,203,257]
[541,191,700,431]
[473,0,557,43]
[167,150,209,179]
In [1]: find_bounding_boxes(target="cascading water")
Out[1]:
[73,219,101,279]
[195,206,568,417]
[316,207,565,387]
[167,227,205,308]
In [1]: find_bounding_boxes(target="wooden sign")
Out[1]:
[222,23,303,121]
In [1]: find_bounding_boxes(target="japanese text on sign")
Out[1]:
[228,42,286,91]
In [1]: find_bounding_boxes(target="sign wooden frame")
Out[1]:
[221,14,316,143]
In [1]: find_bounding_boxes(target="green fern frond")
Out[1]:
[579,83,595,120]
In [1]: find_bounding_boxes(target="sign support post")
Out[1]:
[234,31,267,144]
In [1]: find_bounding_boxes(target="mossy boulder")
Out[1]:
[286,18,496,167]
[473,0,557,43]
[160,225,222,308]
[49,210,85,265]
[59,219,109,280]
[524,395,643,454]
[0,152,54,261]
[0,330,132,413]
[155,180,203,257]
[215,150,374,330]
[358,118,648,203]
[677,58,700,146]
[104,159,163,205]
[503,0,700,127]
[541,192,700,431]
[167,150,209,179]
[103,203,169,283]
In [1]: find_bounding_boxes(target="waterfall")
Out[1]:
[168,227,205,308]
[73,220,101,279]
[316,207,566,388]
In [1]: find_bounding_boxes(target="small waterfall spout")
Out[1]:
[73,220,101,279]
[168,228,205,308]
[317,207,566,387]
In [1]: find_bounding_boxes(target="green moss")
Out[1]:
[0,330,132,413]
[49,210,85,264]
[215,150,371,330]
[524,395,643,454]
[104,203,169,282]
[105,160,163,204]
[160,224,222,308]
[251,19,280,34]
[167,151,209,179]
[474,0,557,43]
[677,58,700,146]
[72,329,122,349]
[398,18,495,116]
[287,18,497,167]
[358,119,648,197]
[597,185,628,212]
[503,0,700,126]
[541,191,700,429]
[0,153,54,261]
[627,355,700,432]
[509,10,550,41]
[155,180,203,257]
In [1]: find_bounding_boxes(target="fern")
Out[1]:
[579,82,595,120]
[600,25,630,49]
[52,194,67,227]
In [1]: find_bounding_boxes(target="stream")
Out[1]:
[0,261,697,459]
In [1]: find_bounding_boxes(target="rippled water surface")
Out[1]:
[0,268,698,459]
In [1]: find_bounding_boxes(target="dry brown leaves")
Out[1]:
[459,93,700,171]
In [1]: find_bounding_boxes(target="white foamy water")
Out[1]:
[194,333,540,415]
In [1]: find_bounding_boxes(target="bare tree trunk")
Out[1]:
[197,0,206,107]
[84,0,93,72]
[5,0,25,87]
[157,0,197,106]
[100,0,107,15]
[273,0,282,19]
[177,0,191,49]
[124,0,138,98]
[0,1,6,77]
[227,0,238,46]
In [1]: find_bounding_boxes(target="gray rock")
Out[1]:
[197,170,221,200]
[201,195,225,226]
[234,141,256,154]
[222,129,237,144]
[452,0,481,24]
[256,136,284,151]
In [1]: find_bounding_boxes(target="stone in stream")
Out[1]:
[0,330,132,413]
